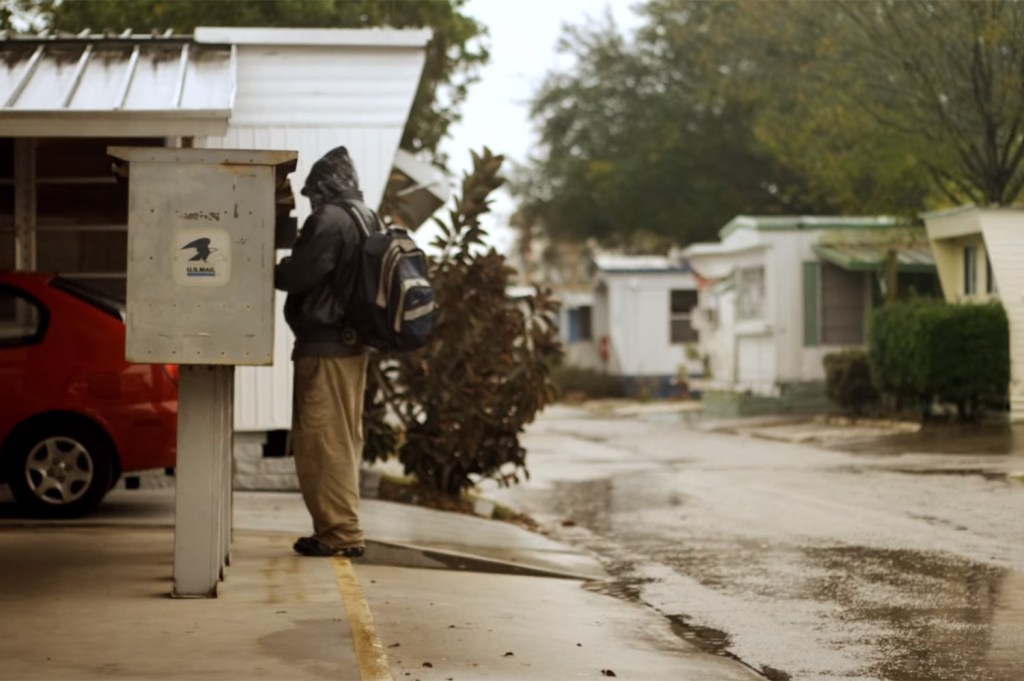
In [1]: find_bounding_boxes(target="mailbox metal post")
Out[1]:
[109,147,297,598]
[175,364,234,595]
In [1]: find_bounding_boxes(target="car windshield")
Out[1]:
[50,277,126,322]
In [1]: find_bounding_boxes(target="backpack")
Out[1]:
[339,200,435,352]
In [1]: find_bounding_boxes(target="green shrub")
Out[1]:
[550,364,626,401]
[917,302,1009,419]
[823,349,878,417]
[868,300,1009,421]
[868,302,924,406]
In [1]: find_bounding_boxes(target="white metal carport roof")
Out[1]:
[0,26,436,137]
[0,30,235,136]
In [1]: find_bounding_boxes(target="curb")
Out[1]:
[361,539,605,581]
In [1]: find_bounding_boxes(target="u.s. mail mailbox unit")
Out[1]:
[111,147,296,365]
[109,146,297,597]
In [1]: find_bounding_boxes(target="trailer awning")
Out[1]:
[813,242,936,273]
[0,31,234,137]
[388,149,450,230]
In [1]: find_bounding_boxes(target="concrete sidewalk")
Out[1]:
[0,487,761,681]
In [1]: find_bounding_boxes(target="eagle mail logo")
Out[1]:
[173,229,231,287]
[182,237,217,277]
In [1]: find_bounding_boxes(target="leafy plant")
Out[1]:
[363,149,563,495]
[823,349,878,418]
[868,301,926,410]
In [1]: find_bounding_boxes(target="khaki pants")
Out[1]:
[291,354,368,548]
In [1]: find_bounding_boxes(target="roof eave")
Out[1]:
[595,266,692,275]
[0,109,231,137]
[718,215,900,240]
[194,26,433,48]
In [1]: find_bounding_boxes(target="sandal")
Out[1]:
[293,536,365,558]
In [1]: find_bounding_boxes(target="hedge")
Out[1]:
[867,300,1009,420]
[549,364,626,401]
[823,349,878,417]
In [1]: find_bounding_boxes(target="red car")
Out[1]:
[0,272,177,517]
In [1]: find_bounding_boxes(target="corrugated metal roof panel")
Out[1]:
[69,47,134,109]
[813,243,936,272]
[0,34,233,134]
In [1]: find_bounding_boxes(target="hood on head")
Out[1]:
[301,146,363,206]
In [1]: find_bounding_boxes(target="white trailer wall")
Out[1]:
[195,29,430,430]
[601,271,698,378]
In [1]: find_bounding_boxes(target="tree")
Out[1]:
[519,0,1024,250]
[638,0,936,220]
[2,0,488,164]
[827,0,1024,206]
[515,6,832,250]
[365,149,562,496]
[644,0,1024,211]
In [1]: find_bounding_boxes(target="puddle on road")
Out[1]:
[547,479,616,533]
[664,614,785,676]
[838,423,1024,457]
[523,423,1024,680]
[579,405,702,428]
[804,547,1024,681]
[665,614,738,658]
[544,477,693,533]
[572,521,1024,681]
[585,567,738,657]
[584,560,787,680]
[640,410,703,427]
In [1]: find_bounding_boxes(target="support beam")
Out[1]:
[13,138,36,271]
[173,365,235,597]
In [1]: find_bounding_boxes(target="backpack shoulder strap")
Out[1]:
[340,200,381,238]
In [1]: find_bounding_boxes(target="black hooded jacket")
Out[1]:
[274,147,365,358]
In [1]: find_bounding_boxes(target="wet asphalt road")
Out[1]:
[487,405,1024,681]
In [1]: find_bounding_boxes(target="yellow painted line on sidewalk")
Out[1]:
[332,558,393,681]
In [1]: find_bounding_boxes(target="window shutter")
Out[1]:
[803,262,820,346]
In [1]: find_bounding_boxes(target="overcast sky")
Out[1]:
[432,0,642,255]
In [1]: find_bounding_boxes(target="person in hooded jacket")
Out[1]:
[274,146,368,558]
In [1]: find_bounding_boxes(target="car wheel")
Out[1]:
[7,421,114,518]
